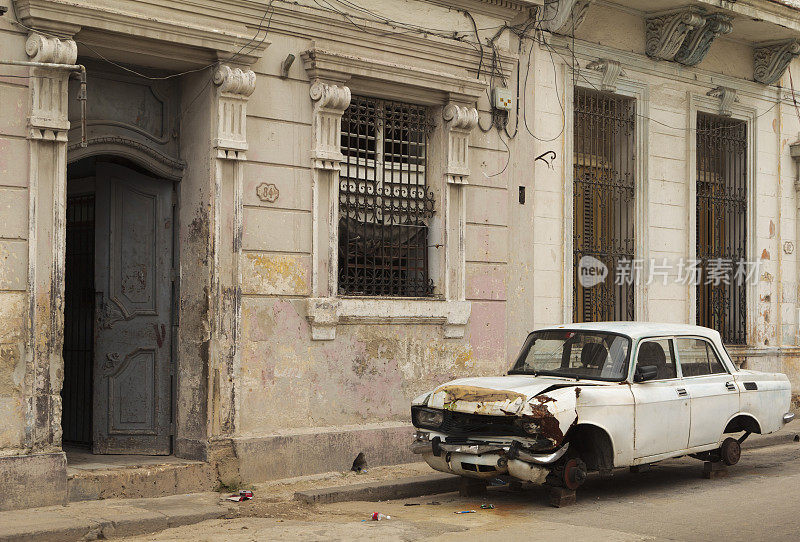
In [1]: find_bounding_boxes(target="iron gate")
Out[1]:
[338,95,435,297]
[62,194,95,446]
[573,88,636,322]
[696,113,747,345]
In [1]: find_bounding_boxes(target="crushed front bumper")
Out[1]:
[411,431,568,484]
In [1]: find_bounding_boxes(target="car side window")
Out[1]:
[635,339,677,380]
[675,338,727,376]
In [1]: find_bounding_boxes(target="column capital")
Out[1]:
[309,80,351,170]
[442,103,478,185]
[25,33,77,64]
[213,65,255,159]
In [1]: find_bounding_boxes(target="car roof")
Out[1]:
[535,322,722,342]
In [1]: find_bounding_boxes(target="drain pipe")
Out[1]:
[0,60,87,147]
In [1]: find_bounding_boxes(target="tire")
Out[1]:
[720,437,741,466]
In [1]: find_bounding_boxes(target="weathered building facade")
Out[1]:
[1,0,800,511]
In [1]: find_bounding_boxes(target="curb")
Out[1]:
[0,493,232,542]
[294,473,461,505]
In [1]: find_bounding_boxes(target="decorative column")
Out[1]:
[754,40,800,86]
[442,103,478,334]
[209,65,255,435]
[24,32,77,452]
[306,80,351,340]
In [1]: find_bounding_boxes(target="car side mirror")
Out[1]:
[634,364,658,382]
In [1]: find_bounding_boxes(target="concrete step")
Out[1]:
[0,492,233,542]
[67,455,218,502]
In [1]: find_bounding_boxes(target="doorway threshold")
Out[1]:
[65,447,218,502]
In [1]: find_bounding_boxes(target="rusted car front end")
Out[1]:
[411,379,581,484]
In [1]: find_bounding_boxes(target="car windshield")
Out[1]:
[509,330,631,381]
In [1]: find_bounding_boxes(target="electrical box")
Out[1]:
[493,87,513,111]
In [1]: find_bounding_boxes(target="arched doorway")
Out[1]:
[63,156,176,455]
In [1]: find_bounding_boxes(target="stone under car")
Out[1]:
[411,323,794,490]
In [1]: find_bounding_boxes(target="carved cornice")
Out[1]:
[585,58,623,92]
[213,65,256,158]
[645,7,705,61]
[308,80,352,170]
[301,49,485,104]
[754,39,800,86]
[674,13,733,67]
[542,0,593,35]
[443,103,479,185]
[706,86,738,116]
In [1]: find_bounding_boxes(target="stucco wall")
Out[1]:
[0,18,30,455]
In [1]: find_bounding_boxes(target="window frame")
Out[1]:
[673,335,731,379]
[687,94,757,348]
[301,48,487,340]
[337,95,434,298]
[564,65,649,324]
[630,336,680,382]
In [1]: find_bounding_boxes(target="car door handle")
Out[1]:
[725,381,736,391]
[677,388,688,397]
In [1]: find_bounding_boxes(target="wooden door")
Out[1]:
[92,162,173,455]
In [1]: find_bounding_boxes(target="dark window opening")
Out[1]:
[338,96,434,297]
[573,88,636,322]
[696,113,747,345]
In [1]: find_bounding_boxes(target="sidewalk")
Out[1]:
[2,421,797,542]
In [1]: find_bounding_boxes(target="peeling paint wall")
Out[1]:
[0,22,31,455]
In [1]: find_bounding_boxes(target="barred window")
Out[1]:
[696,113,747,344]
[573,88,636,322]
[338,96,435,297]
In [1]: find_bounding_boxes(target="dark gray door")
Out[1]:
[93,162,173,455]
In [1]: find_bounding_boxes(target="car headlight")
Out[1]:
[411,406,444,430]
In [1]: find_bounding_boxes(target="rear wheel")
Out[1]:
[720,437,741,466]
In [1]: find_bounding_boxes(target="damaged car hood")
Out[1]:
[426,375,591,416]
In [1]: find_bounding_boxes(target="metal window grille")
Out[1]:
[696,113,747,344]
[573,88,636,322]
[62,194,95,446]
[338,96,435,297]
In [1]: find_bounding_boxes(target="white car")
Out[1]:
[411,323,794,490]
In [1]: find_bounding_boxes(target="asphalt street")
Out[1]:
[121,441,800,541]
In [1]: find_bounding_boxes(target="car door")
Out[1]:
[675,337,739,448]
[631,338,691,459]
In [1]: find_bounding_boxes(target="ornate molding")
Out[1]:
[754,39,800,86]
[308,80,351,170]
[585,58,623,92]
[542,0,593,35]
[67,136,186,178]
[706,86,738,116]
[674,13,733,66]
[443,103,478,185]
[645,8,705,61]
[213,64,256,159]
[26,33,76,138]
